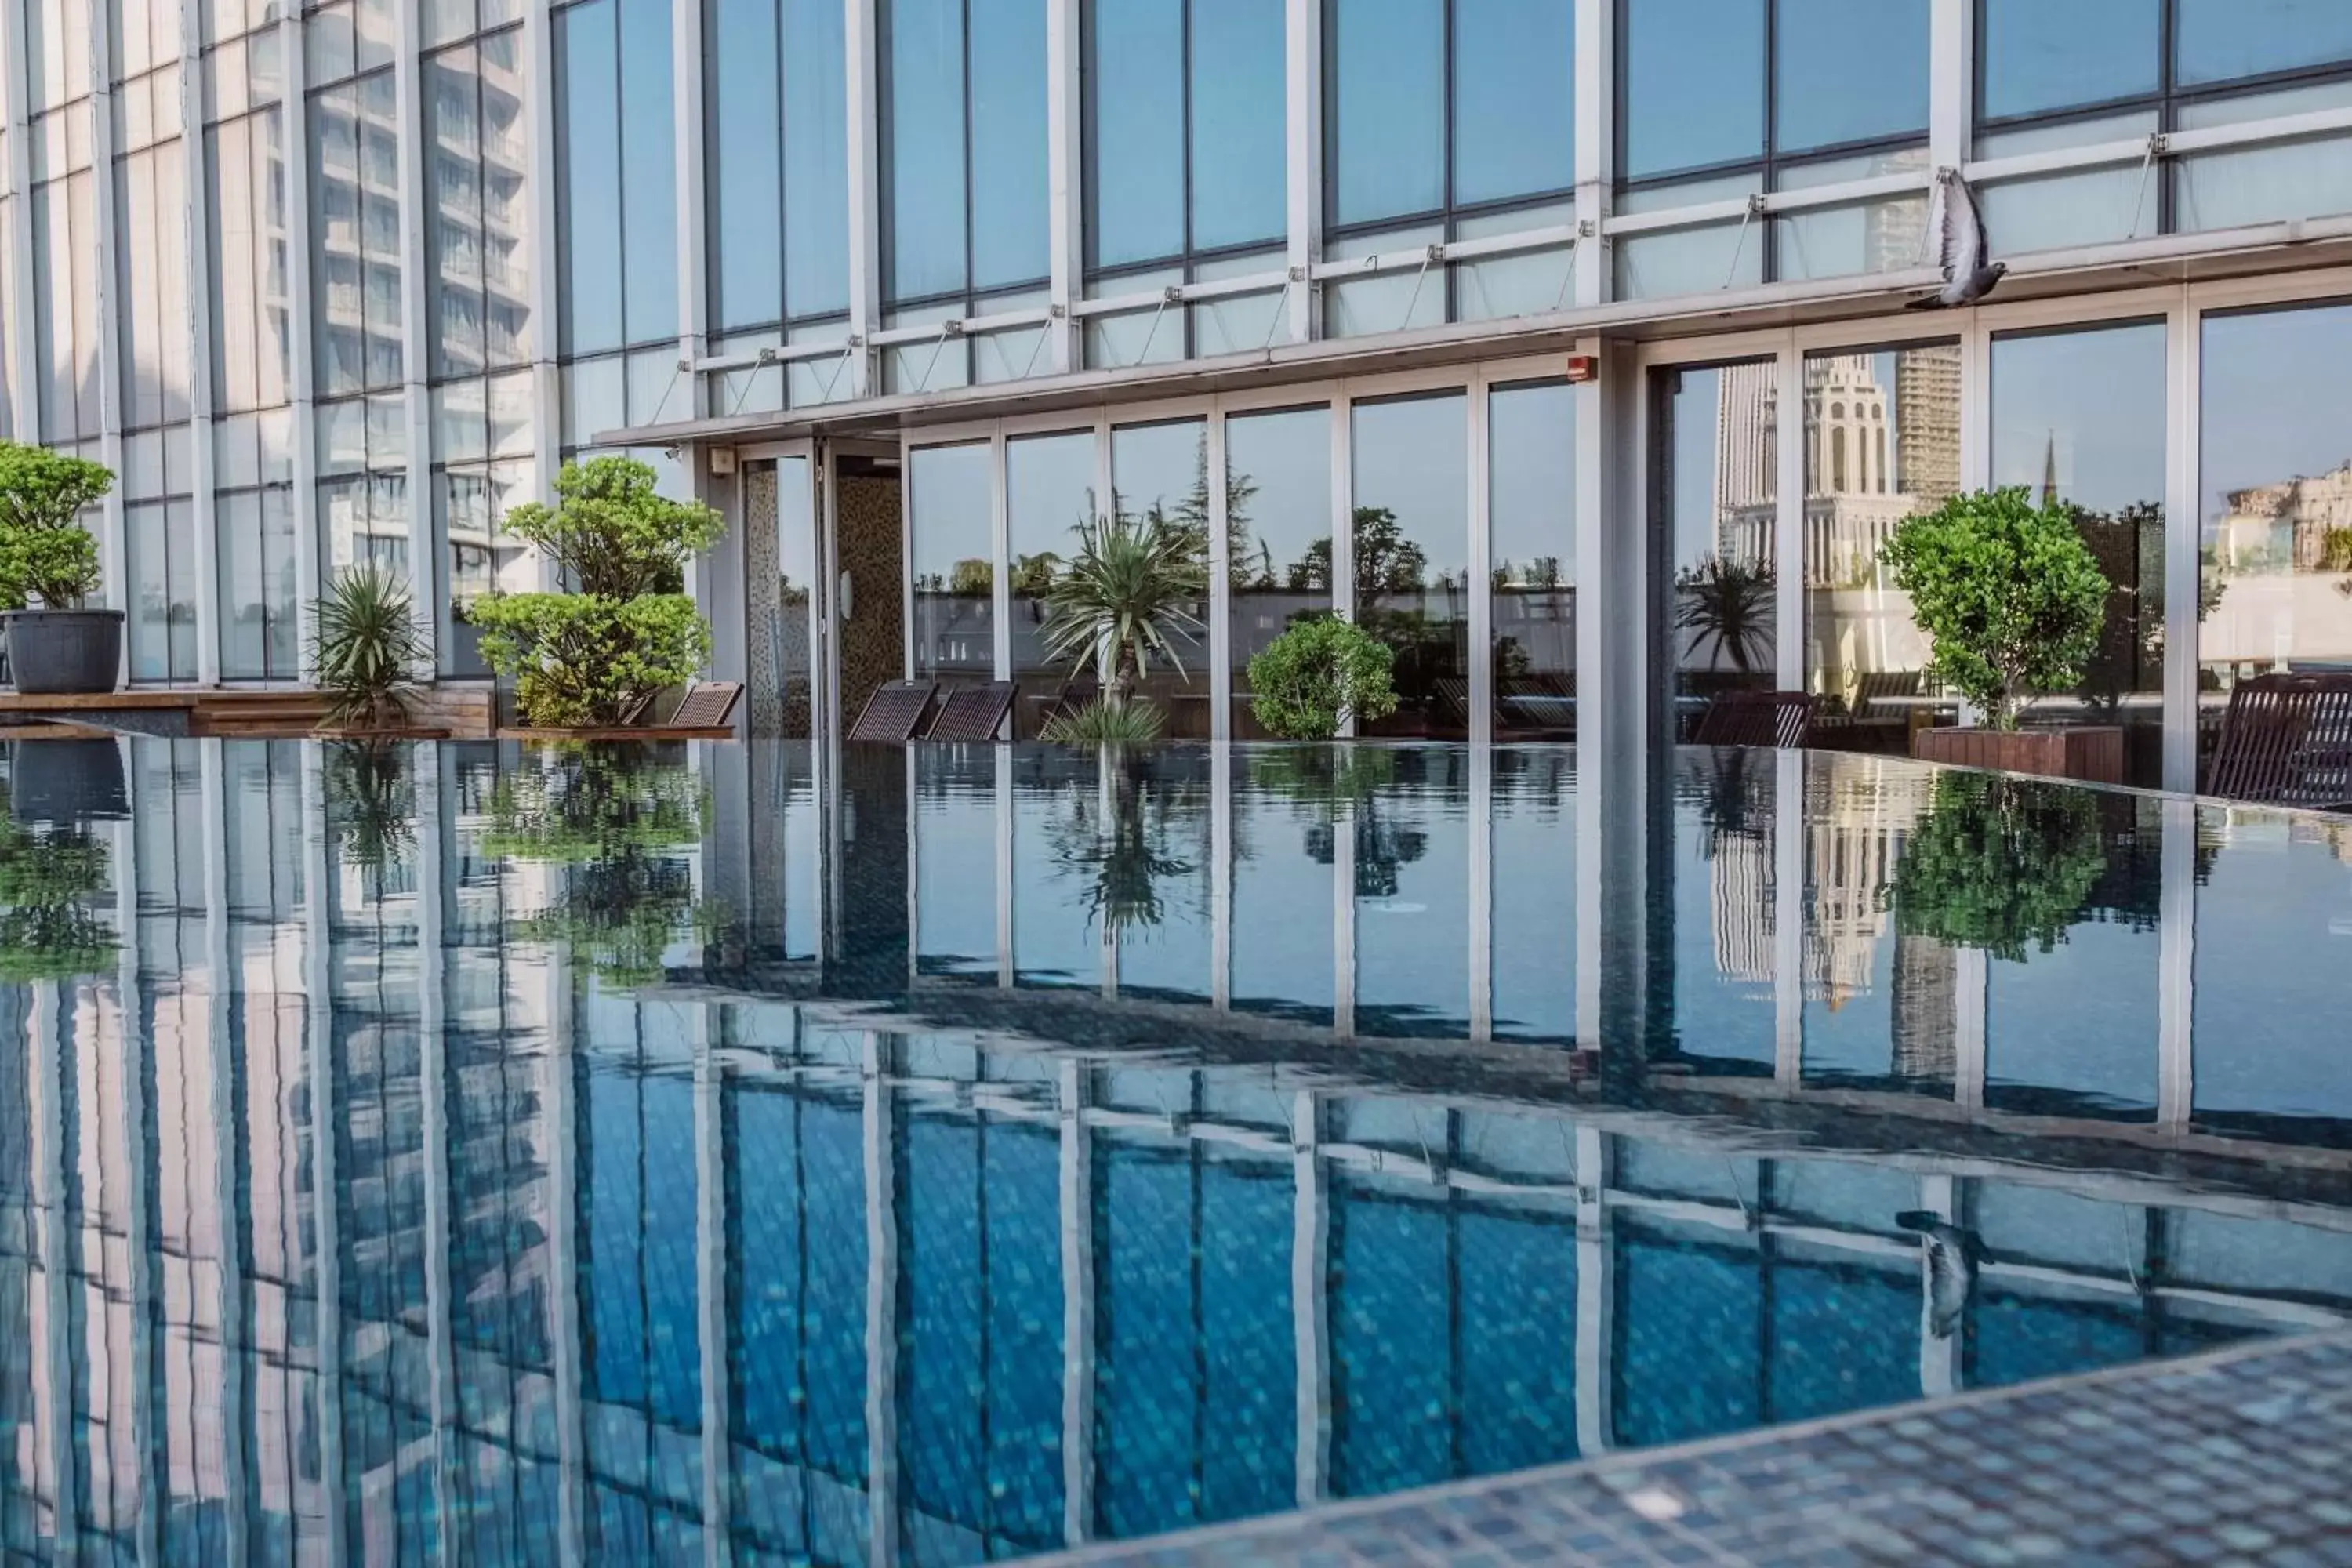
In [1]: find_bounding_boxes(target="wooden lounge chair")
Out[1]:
[924,681,1016,741]
[2205,673,2352,808]
[1431,677,1475,729]
[1693,689,1815,749]
[848,680,938,742]
[1813,669,1922,751]
[499,680,743,740]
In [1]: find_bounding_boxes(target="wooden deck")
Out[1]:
[0,688,336,739]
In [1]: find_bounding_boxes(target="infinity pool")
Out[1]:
[2,738,2349,1563]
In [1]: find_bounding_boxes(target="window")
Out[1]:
[1227,406,1333,735]
[1322,0,1578,332]
[1352,392,1468,737]
[1978,0,2352,250]
[2200,302,2352,718]
[1490,380,1576,736]
[1007,430,1098,698]
[31,1,100,444]
[1654,361,1777,737]
[1615,0,1930,297]
[435,371,537,674]
[706,0,851,335]
[1109,419,1211,729]
[307,1,404,398]
[556,0,677,359]
[909,441,996,690]
[423,26,533,380]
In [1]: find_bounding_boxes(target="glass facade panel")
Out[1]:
[1657,361,1777,734]
[910,441,995,690]
[309,65,404,396]
[1976,113,2161,256]
[1451,0,1573,208]
[1109,419,1211,730]
[1621,0,1764,180]
[884,0,967,302]
[710,0,851,331]
[2175,0,2352,88]
[556,0,677,358]
[1007,430,1099,699]
[969,2,1051,291]
[1773,0,1929,155]
[1490,380,1576,735]
[1326,0,1445,226]
[1228,406,1334,735]
[1991,322,2168,788]
[1979,0,2157,122]
[2199,303,2352,722]
[2175,84,2352,231]
[1087,0,1186,269]
[886,0,1048,304]
[1189,0,1287,252]
[424,29,534,379]
[1352,392,1468,738]
[1801,343,1957,752]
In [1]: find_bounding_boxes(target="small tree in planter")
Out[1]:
[1247,615,1398,741]
[0,443,117,695]
[1880,487,2115,781]
[469,456,725,728]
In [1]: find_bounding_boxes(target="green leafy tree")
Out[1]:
[1040,506,1207,707]
[1247,615,1398,740]
[496,455,724,598]
[0,442,111,609]
[1892,770,2107,963]
[310,564,424,728]
[1880,487,2109,730]
[1674,556,1776,674]
[472,593,712,728]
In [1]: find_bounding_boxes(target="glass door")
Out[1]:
[742,447,824,739]
[1651,358,1780,747]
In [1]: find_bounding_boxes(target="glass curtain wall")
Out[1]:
[1489,380,1576,735]
[706,0,852,405]
[909,441,996,691]
[2199,302,2352,727]
[1109,419,1210,731]
[1323,0,1577,336]
[30,1,103,452]
[1655,361,1778,740]
[1226,406,1333,737]
[1082,0,1287,365]
[207,8,301,680]
[1800,341,1958,754]
[1978,0,2352,252]
[880,0,1051,390]
[308,0,410,582]
[427,12,536,670]
[1989,322,2169,789]
[1352,394,1469,737]
[1007,430,1098,707]
[1615,0,1931,298]
[114,0,198,681]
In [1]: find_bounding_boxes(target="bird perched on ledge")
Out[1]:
[1908,167,2007,309]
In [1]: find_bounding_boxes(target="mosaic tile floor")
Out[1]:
[1032,1331,2352,1567]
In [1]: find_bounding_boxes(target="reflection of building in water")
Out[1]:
[1892,932,1957,1081]
[1805,763,1936,1019]
[2212,459,2352,570]
[1711,828,1775,984]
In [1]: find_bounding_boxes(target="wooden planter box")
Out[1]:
[1911,725,2125,785]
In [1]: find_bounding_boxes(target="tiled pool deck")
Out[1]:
[1034,1330,2352,1567]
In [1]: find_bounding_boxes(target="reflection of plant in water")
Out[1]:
[482,746,726,987]
[1693,746,1769,848]
[1044,752,1204,937]
[324,742,417,871]
[1892,771,2106,963]
[1247,746,1425,896]
[0,814,114,983]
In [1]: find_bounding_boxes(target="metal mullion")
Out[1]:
[1762,0,1777,281]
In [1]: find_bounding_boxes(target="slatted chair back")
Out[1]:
[2207,673,2352,806]
[925,681,1016,742]
[1853,668,1922,706]
[666,681,742,731]
[848,680,938,742]
[1430,677,1474,728]
[1693,689,1815,749]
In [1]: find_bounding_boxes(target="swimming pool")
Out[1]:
[2,737,2348,1562]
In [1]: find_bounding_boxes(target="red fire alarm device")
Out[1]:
[1565,354,1598,383]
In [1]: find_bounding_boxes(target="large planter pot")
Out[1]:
[1912,724,2124,785]
[3,609,124,695]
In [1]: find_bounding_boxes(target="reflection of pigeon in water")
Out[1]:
[1907,169,2006,310]
[1897,1210,1986,1338]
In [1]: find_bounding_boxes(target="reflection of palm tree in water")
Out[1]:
[1249,746,1429,897]
[1046,754,1207,938]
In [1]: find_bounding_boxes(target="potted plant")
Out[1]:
[0,443,118,695]
[1880,486,2117,782]
[1891,770,2106,962]
[311,564,427,732]
[1037,504,1205,742]
[469,456,724,729]
[1247,615,1399,741]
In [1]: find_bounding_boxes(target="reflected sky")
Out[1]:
[1,737,2350,1563]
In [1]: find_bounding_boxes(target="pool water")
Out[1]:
[2,737,2350,1563]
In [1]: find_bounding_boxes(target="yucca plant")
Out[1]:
[1040,506,1207,709]
[311,564,424,729]
[1040,696,1165,745]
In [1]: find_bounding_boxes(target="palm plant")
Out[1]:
[311,564,424,729]
[1040,506,1207,708]
[1674,556,1776,674]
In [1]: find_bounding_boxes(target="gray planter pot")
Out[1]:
[3,608,125,695]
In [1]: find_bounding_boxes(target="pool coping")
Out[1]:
[1025,1326,2352,1565]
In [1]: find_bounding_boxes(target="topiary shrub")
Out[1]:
[1247,615,1398,740]
[1879,486,2108,731]
[469,456,726,728]
[0,442,111,608]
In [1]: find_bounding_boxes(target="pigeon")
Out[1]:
[1896,1209,1985,1339]
[1906,168,2006,310]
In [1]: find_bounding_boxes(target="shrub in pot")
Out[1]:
[0,444,118,695]
[1247,615,1399,741]
[468,456,726,728]
[1879,486,2115,782]
[310,564,426,731]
